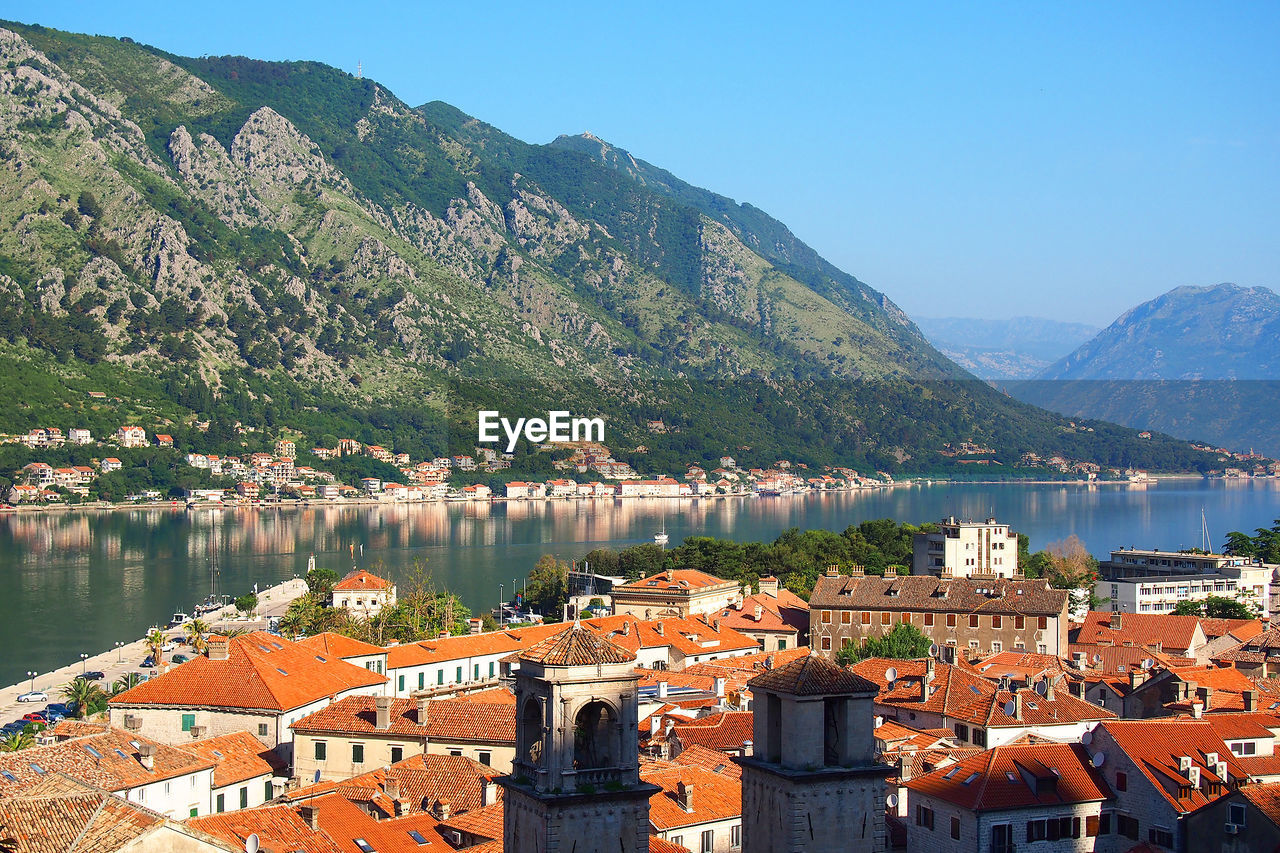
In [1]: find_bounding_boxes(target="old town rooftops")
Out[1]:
[291,694,515,743]
[519,621,637,666]
[109,631,385,713]
[809,574,1068,614]
[748,651,878,696]
[906,742,1111,811]
[615,569,738,593]
[332,570,392,591]
[0,727,214,795]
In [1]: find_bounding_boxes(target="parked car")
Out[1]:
[44,711,65,723]
[20,712,47,724]
[0,722,25,735]
[82,671,106,681]
[161,641,177,652]
[171,654,189,664]
[141,656,156,668]
[16,691,47,703]
[43,702,71,715]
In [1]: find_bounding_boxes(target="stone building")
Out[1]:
[611,568,742,619]
[912,516,1021,578]
[330,569,397,617]
[736,653,891,853]
[499,622,660,853]
[809,569,1070,661]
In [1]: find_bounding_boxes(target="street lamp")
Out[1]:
[115,641,125,663]
[26,671,36,692]
[79,653,88,675]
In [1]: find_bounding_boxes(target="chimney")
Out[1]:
[1110,612,1122,631]
[1192,701,1205,719]
[1245,690,1259,712]
[925,657,936,683]
[849,565,864,578]
[657,681,669,699]
[666,568,674,582]
[417,695,429,727]
[385,776,401,801]
[438,630,450,639]
[884,565,897,578]
[434,799,451,821]
[1045,679,1055,701]
[1197,686,1212,710]
[712,618,720,632]
[469,618,482,635]
[300,804,320,830]
[655,622,665,637]
[765,654,775,670]
[207,636,230,661]
[713,677,726,699]
[1014,693,1024,721]
[623,622,630,636]
[138,742,155,771]
[1128,670,1145,690]
[651,715,661,737]
[825,565,839,578]
[375,695,393,730]
[742,739,753,757]
[677,780,694,812]
[753,605,763,622]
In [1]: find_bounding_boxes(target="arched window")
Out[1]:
[573,701,619,769]
[520,697,544,768]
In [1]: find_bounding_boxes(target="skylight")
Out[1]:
[407,830,429,845]
[212,751,224,758]
[943,767,960,779]
[84,746,102,759]
[29,763,45,774]
[354,840,376,853]
[115,749,130,759]
[0,771,15,782]
[276,668,289,676]
[962,773,979,785]
[969,685,981,694]
[316,655,328,663]
[1006,772,1016,782]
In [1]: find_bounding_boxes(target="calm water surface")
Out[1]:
[2,479,1278,686]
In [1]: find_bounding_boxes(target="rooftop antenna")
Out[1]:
[356,60,363,79]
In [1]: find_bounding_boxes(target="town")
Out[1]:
[5,422,1278,509]
[3,516,1280,851]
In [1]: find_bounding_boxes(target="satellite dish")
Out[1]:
[1035,680,1048,696]
[1081,730,1093,745]
[886,793,899,808]
[1093,654,1102,664]
[1142,658,1154,670]
[1003,700,1017,716]
[884,667,898,683]
[1092,752,1106,768]
[928,644,939,657]
[313,769,321,784]
[246,834,260,853]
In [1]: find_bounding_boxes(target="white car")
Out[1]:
[16,691,47,703]
[161,641,177,652]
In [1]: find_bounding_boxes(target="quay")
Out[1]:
[0,577,308,726]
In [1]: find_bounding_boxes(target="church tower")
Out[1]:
[499,622,660,853]
[737,652,891,852]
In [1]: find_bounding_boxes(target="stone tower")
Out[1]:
[737,652,891,852]
[499,622,660,853]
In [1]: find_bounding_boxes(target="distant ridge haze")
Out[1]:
[914,316,1100,380]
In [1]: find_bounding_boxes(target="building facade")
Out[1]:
[912,516,1021,578]
[1097,548,1274,617]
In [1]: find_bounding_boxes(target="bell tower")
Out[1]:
[499,622,660,853]
[737,652,892,852]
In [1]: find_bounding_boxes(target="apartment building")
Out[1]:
[912,516,1021,578]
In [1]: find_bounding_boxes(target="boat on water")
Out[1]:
[654,516,668,546]
[169,611,189,627]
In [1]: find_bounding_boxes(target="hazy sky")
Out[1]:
[5,1,1277,324]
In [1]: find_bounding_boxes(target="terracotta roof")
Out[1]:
[669,712,754,753]
[1200,618,1265,642]
[1098,720,1249,813]
[642,765,742,831]
[438,800,504,841]
[615,569,736,593]
[296,633,386,659]
[0,727,214,796]
[291,695,514,743]
[1068,644,1196,675]
[0,774,178,853]
[650,837,694,853]
[518,622,636,666]
[714,589,809,635]
[1072,611,1204,652]
[809,574,1068,614]
[907,742,1111,810]
[109,631,385,713]
[590,613,760,660]
[1196,711,1280,741]
[179,731,287,789]
[290,753,499,817]
[682,647,813,696]
[332,570,392,591]
[747,652,878,696]
[1241,782,1280,824]
[668,743,744,779]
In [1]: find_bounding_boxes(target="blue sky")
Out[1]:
[4,1,1277,324]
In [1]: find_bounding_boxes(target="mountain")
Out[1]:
[1012,284,1280,456]
[914,316,1100,380]
[0,21,1219,475]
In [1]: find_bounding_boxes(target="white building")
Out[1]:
[68,428,92,445]
[330,570,397,617]
[913,516,1021,578]
[1098,548,1274,617]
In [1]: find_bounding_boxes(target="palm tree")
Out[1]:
[111,672,143,696]
[144,628,166,668]
[62,677,106,720]
[183,618,211,654]
[220,626,252,638]
[0,731,33,752]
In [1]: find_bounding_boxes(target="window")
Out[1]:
[1039,616,1048,629]
[862,611,871,625]
[474,664,480,680]
[1229,803,1247,827]
[1242,742,1257,755]
[947,614,957,628]
[418,672,425,689]
[265,779,273,801]
[1085,814,1099,837]
[954,723,969,742]
[1117,814,1139,840]
[1115,771,1127,791]
[972,728,987,747]
[840,611,851,624]
[1099,812,1112,835]
[437,670,444,685]
[352,743,365,764]
[181,713,195,732]
[671,837,683,848]
[924,612,934,627]
[455,666,463,683]
[1015,616,1025,629]
[969,614,979,628]
[778,639,787,650]
[915,805,935,830]
[822,610,832,624]
[950,816,960,840]
[449,749,463,757]
[479,751,492,766]
[398,675,405,692]
[258,723,268,737]
[216,793,225,813]
[240,787,248,809]
[489,661,496,677]
[731,824,741,848]
[821,637,832,651]
[164,782,171,794]
[314,741,327,761]
[190,807,198,818]
[701,829,714,852]
[991,642,1002,653]
[1149,827,1173,847]
[391,746,404,764]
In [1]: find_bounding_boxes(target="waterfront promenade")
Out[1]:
[0,577,308,726]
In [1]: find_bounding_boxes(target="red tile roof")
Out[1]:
[748,652,878,696]
[669,712,754,754]
[1200,618,1265,643]
[296,633,386,659]
[332,570,392,591]
[714,589,809,635]
[0,727,214,795]
[109,631,385,712]
[642,765,742,831]
[438,800,504,841]
[291,694,514,743]
[179,730,287,789]
[0,775,172,853]
[1241,782,1280,824]
[1098,720,1249,813]
[519,622,636,666]
[616,569,736,593]
[1073,611,1203,652]
[290,753,499,817]
[906,742,1111,810]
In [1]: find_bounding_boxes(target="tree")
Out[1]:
[837,623,934,665]
[0,731,33,753]
[61,677,106,720]
[183,618,212,653]
[306,567,340,599]
[144,628,166,667]
[525,555,570,620]
[234,593,258,616]
[1171,595,1257,619]
[1044,535,1104,613]
[111,673,143,696]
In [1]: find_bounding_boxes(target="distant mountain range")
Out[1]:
[0,21,1221,475]
[915,316,1100,380]
[1011,284,1280,457]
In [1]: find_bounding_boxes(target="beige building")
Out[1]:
[330,569,397,617]
[291,691,516,783]
[912,516,1021,578]
[644,764,743,852]
[710,576,810,652]
[612,568,741,619]
[810,569,1070,660]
